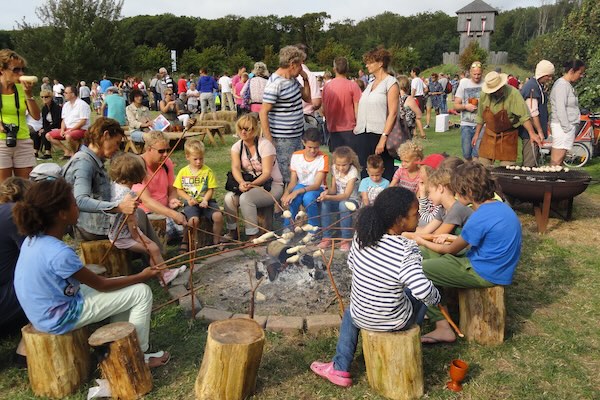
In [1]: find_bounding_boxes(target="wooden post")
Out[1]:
[256,205,274,231]
[88,322,153,400]
[21,324,91,399]
[195,318,265,400]
[195,217,214,248]
[80,239,130,277]
[459,286,506,345]
[361,325,423,400]
[147,213,168,253]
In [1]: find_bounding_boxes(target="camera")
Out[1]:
[3,123,18,147]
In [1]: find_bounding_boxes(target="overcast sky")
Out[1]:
[2,0,543,30]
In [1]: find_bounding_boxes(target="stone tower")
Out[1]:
[456,0,498,54]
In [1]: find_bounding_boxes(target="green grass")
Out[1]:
[2,120,600,399]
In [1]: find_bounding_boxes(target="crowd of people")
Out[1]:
[0,43,589,390]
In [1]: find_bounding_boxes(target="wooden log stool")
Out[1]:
[458,286,506,345]
[256,205,274,231]
[80,239,130,277]
[147,213,168,253]
[195,318,265,400]
[21,324,92,398]
[88,322,152,400]
[361,325,423,400]
[192,217,215,248]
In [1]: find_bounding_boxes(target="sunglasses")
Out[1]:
[41,96,51,98]
[8,66,26,74]
[471,62,482,68]
[239,126,253,131]
[153,147,170,154]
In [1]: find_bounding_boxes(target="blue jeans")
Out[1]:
[283,184,323,228]
[332,290,427,372]
[440,95,448,114]
[461,125,481,160]
[320,200,356,239]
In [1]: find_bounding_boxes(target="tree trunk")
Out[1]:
[195,318,265,400]
[21,324,91,399]
[361,325,424,400]
[80,239,130,277]
[459,286,506,345]
[88,322,152,400]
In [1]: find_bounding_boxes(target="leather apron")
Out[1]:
[478,105,519,162]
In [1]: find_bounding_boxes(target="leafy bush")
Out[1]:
[459,41,488,72]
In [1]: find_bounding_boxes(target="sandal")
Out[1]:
[144,351,171,368]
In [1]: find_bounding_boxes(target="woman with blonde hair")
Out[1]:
[241,61,270,113]
[35,89,61,159]
[0,49,40,181]
[223,114,284,240]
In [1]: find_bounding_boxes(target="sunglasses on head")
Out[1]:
[471,62,482,68]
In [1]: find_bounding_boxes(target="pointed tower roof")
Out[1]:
[456,0,498,14]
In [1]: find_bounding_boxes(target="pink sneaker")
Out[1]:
[339,241,351,252]
[310,361,352,387]
[318,239,332,249]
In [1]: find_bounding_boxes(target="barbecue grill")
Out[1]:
[490,167,592,233]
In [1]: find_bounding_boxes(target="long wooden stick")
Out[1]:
[189,222,196,319]
[100,126,191,265]
[206,204,269,234]
[247,268,265,319]
[320,239,345,316]
[438,304,465,338]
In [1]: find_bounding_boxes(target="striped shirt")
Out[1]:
[348,234,440,331]
[262,72,304,138]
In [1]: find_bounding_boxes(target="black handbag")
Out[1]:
[225,139,272,195]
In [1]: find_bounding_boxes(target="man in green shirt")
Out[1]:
[472,72,540,166]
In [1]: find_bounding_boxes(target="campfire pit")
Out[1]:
[491,166,592,233]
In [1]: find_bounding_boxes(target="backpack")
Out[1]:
[445,80,453,94]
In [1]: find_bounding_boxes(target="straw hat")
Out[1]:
[482,71,508,93]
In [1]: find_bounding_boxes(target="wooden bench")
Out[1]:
[361,325,423,400]
[184,125,226,146]
[21,324,91,398]
[459,286,506,345]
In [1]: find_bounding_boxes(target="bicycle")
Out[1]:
[538,111,600,167]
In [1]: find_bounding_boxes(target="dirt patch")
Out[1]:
[196,248,351,316]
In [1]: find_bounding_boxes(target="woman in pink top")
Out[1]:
[241,62,270,113]
[322,56,362,152]
[223,114,284,240]
[233,73,249,117]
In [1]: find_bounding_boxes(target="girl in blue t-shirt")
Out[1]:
[13,178,171,368]
[415,162,522,345]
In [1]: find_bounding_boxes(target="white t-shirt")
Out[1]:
[454,78,483,126]
[186,89,199,107]
[218,76,232,93]
[62,98,91,130]
[411,78,425,96]
[333,165,359,203]
[290,150,329,186]
[53,83,65,98]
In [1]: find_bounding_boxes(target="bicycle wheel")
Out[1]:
[563,142,591,168]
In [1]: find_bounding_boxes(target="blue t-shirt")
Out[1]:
[104,94,126,126]
[358,177,390,205]
[14,235,84,334]
[461,201,522,285]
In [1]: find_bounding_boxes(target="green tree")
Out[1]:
[315,39,354,70]
[196,46,227,75]
[459,41,488,71]
[14,0,129,84]
[388,45,420,75]
[131,44,171,74]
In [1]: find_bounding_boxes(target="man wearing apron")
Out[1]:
[472,72,540,166]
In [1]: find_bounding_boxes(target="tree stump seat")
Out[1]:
[88,322,152,400]
[80,239,130,277]
[458,286,506,345]
[195,318,265,400]
[21,324,92,398]
[361,325,423,400]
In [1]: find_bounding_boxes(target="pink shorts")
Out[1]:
[0,138,36,169]
[48,128,86,140]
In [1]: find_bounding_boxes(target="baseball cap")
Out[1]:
[415,154,445,169]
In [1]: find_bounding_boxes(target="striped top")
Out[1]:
[348,234,440,331]
[262,72,305,138]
